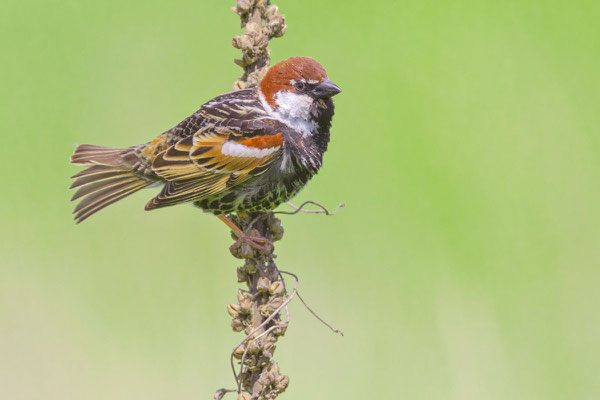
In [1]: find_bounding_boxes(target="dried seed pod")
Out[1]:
[265,4,279,19]
[258,304,269,317]
[231,36,242,49]
[241,34,255,49]
[227,303,241,318]
[233,345,246,360]
[245,21,261,35]
[267,218,284,241]
[237,289,251,303]
[239,297,252,312]
[272,324,287,336]
[231,318,244,332]
[232,80,245,91]
[273,24,287,38]
[237,289,245,303]
[244,356,256,369]
[264,369,275,383]
[229,240,242,258]
[253,34,269,48]
[269,362,281,376]
[261,241,275,256]
[268,281,284,296]
[244,259,258,274]
[252,379,265,395]
[240,242,254,258]
[246,340,260,355]
[247,228,261,237]
[235,0,252,13]
[267,295,284,311]
[257,277,271,293]
[237,392,250,400]
[276,374,289,390]
[262,341,276,358]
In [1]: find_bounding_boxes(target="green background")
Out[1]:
[2,0,599,399]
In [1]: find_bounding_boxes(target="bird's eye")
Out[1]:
[293,81,306,91]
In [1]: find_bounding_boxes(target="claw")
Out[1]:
[218,214,274,257]
[237,232,271,252]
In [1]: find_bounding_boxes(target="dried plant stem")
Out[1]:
[276,201,346,216]
[213,5,289,399]
[231,0,286,90]
[221,213,289,400]
[294,289,344,336]
[232,272,298,393]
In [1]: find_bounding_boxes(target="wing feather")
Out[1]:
[148,123,284,209]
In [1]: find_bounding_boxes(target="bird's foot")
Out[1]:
[218,214,274,258]
[237,231,273,252]
[230,230,274,258]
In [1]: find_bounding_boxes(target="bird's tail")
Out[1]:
[70,144,152,223]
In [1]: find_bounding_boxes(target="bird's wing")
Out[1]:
[146,121,284,209]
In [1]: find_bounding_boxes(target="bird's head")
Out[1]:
[258,57,341,125]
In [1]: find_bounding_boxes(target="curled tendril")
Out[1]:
[275,201,346,216]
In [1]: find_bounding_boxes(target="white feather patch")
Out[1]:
[258,89,318,138]
[221,141,280,158]
[273,91,312,120]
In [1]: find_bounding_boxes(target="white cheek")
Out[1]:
[274,91,313,120]
[272,91,318,137]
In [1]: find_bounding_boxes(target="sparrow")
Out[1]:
[70,56,341,237]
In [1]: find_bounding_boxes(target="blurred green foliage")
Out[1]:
[1,0,599,399]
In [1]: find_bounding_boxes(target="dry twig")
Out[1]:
[231,0,286,90]
[214,3,288,399]
[276,201,346,216]
[220,213,289,400]
[214,3,341,399]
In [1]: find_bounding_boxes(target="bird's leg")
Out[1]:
[217,214,271,251]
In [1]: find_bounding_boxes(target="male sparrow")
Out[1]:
[70,57,341,236]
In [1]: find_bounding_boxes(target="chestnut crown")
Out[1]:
[259,57,341,107]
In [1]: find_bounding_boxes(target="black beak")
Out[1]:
[312,79,342,99]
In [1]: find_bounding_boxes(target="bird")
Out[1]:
[69,56,341,239]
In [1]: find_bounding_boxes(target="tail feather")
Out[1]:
[71,164,122,179]
[70,167,133,189]
[71,175,141,202]
[70,144,128,166]
[72,179,149,223]
[70,144,152,223]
